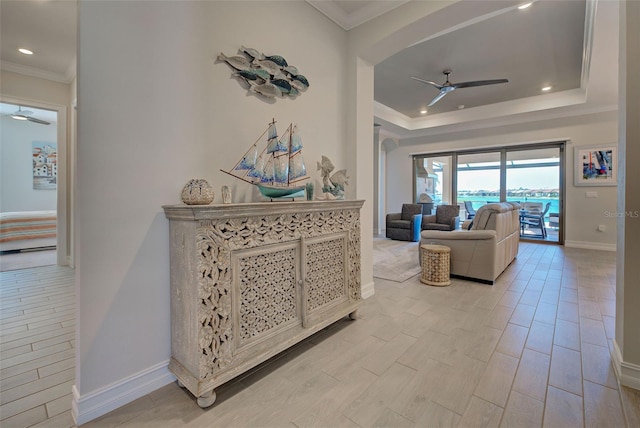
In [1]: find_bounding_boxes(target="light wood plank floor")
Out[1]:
[2,243,639,427]
[0,249,57,272]
[0,265,75,428]
[84,242,639,428]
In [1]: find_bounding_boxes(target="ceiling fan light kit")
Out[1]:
[410,69,509,107]
[7,107,51,125]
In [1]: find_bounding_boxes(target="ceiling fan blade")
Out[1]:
[26,116,51,125]
[453,78,509,89]
[410,76,443,90]
[427,90,449,107]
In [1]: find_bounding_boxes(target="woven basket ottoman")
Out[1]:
[420,244,451,286]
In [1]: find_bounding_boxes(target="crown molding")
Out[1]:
[375,97,617,141]
[0,60,73,84]
[66,57,77,83]
[306,0,410,30]
[580,0,597,91]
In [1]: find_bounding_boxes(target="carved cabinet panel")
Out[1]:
[231,242,302,353]
[163,200,363,406]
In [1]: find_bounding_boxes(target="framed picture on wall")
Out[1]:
[32,141,57,190]
[574,144,617,186]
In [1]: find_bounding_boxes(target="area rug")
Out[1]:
[372,237,421,283]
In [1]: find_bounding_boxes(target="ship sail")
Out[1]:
[288,124,306,180]
[290,125,303,153]
[261,157,275,182]
[274,155,289,183]
[236,145,258,170]
[221,119,310,199]
[248,155,265,179]
[289,153,306,180]
[266,122,287,154]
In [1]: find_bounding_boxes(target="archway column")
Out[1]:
[351,57,375,299]
[614,0,640,392]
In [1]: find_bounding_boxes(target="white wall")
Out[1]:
[0,116,58,212]
[75,0,349,420]
[384,111,619,249]
[0,70,71,106]
[615,0,640,390]
[344,0,458,300]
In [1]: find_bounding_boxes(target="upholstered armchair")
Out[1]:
[386,204,423,242]
[421,204,460,231]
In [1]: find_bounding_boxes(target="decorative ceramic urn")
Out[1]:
[181,179,214,205]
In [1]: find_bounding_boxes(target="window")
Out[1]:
[414,143,564,243]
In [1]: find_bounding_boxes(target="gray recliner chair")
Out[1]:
[421,204,460,231]
[386,204,423,242]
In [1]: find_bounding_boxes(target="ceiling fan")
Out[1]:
[411,69,509,107]
[6,106,51,125]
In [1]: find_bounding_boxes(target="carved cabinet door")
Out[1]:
[301,232,350,327]
[230,241,303,354]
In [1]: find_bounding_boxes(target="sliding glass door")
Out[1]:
[414,143,564,243]
[414,156,452,214]
[506,147,561,243]
[457,152,501,220]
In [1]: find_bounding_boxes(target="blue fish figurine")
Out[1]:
[264,55,288,68]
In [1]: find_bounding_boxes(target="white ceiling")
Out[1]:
[0,0,77,83]
[306,0,410,30]
[313,0,618,140]
[0,0,617,140]
[374,1,586,117]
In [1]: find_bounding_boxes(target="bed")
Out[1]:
[0,211,57,252]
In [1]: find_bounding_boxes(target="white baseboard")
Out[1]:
[612,340,640,390]
[72,360,175,426]
[564,240,616,252]
[361,280,375,299]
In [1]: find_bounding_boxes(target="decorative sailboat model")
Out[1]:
[222,119,309,199]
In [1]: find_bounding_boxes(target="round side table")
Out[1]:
[420,244,451,286]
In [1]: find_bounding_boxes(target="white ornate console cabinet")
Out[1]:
[162,200,364,408]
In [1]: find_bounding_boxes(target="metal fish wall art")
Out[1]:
[217,46,310,100]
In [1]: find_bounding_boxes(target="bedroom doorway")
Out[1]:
[0,99,69,270]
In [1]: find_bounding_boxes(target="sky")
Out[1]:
[456,166,559,191]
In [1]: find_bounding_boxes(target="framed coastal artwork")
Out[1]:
[32,142,57,190]
[574,145,617,187]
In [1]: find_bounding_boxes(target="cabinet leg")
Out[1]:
[197,390,217,408]
[177,380,185,388]
[348,310,359,320]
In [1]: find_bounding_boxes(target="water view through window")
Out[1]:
[416,145,563,242]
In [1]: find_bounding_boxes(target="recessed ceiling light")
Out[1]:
[458,105,465,110]
[18,48,33,55]
[518,3,532,10]
[420,109,427,115]
[542,86,552,91]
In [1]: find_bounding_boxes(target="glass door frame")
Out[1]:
[413,142,566,244]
